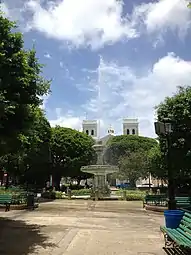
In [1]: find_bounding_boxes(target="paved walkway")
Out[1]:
[0,200,166,255]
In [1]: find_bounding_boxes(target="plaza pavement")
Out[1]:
[0,200,166,255]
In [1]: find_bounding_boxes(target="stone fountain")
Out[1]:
[81,140,119,200]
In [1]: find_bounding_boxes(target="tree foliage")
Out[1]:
[147,144,166,180]
[0,108,51,185]
[156,86,191,181]
[118,150,148,187]
[0,13,50,155]
[104,135,158,165]
[20,108,52,185]
[50,126,95,188]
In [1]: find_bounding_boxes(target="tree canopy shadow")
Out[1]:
[163,247,190,255]
[0,217,56,255]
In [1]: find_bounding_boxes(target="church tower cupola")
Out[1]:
[123,118,139,135]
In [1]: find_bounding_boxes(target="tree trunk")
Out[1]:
[129,179,136,188]
[54,175,61,190]
[77,176,82,186]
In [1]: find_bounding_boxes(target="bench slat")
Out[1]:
[169,228,191,247]
[0,194,12,205]
[182,216,191,224]
[173,230,191,247]
[178,226,191,240]
[167,229,186,246]
[185,212,191,219]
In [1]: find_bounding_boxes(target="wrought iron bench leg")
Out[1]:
[5,203,10,212]
[164,233,173,248]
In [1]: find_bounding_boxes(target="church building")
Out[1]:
[81,118,162,188]
[82,118,139,141]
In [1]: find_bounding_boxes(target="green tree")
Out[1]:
[156,86,191,189]
[21,108,52,186]
[104,135,157,165]
[50,126,95,189]
[147,144,166,180]
[0,108,51,187]
[0,13,50,155]
[118,150,148,188]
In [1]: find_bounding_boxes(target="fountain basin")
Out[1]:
[81,165,118,175]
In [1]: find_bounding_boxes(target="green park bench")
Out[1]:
[143,194,167,208]
[0,194,12,212]
[176,197,191,209]
[160,211,191,250]
[143,195,191,209]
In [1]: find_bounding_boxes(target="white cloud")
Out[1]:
[2,0,191,138]
[50,53,191,138]
[44,52,52,59]
[24,0,137,49]
[0,1,28,26]
[60,61,64,68]
[40,94,50,110]
[0,3,9,17]
[49,108,83,131]
[2,0,191,48]
[132,0,191,38]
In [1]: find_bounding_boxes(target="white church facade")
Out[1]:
[81,118,161,188]
[82,118,139,141]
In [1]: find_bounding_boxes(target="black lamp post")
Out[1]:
[154,121,176,210]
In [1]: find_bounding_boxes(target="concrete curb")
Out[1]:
[145,204,167,213]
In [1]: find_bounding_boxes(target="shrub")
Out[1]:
[55,191,65,199]
[71,189,91,196]
[0,186,25,194]
[41,191,56,199]
[116,189,146,201]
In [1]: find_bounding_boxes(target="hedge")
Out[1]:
[71,189,91,196]
[41,189,91,199]
[41,189,146,200]
[116,189,146,201]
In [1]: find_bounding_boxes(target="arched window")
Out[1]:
[132,129,135,135]
[86,130,89,135]
[91,130,94,136]
[127,129,130,135]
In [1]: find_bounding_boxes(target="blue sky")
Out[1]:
[1,0,191,137]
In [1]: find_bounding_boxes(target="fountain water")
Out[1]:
[81,140,119,199]
[81,59,119,199]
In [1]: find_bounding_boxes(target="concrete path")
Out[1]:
[0,200,166,255]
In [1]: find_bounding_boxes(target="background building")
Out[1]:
[82,120,98,138]
[82,118,163,189]
[123,118,139,135]
[82,118,139,138]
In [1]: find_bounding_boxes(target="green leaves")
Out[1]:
[105,135,157,165]
[104,135,157,187]
[119,150,148,187]
[50,126,95,178]
[0,13,50,155]
[156,86,191,180]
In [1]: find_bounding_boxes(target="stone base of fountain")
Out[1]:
[90,185,111,200]
[81,140,119,200]
[81,165,118,200]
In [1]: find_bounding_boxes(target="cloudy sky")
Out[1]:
[1,0,191,137]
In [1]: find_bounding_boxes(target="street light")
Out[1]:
[154,121,176,210]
